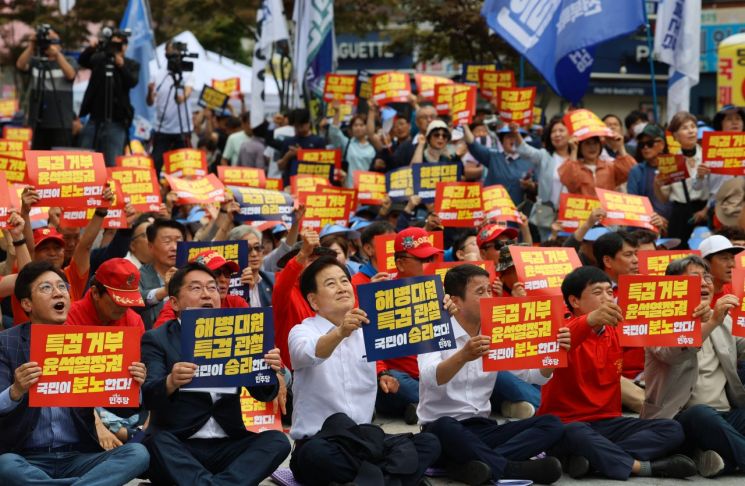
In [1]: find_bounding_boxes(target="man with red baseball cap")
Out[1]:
[153,249,247,328]
[376,227,444,425]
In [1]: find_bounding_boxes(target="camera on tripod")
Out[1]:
[166,41,198,75]
[98,27,131,58]
[35,24,60,53]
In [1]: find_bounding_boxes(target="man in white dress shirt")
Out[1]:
[288,256,441,485]
[419,264,568,485]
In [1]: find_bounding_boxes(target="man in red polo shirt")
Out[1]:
[539,266,697,480]
[153,250,248,328]
[376,226,443,425]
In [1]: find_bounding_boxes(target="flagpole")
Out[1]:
[643,0,659,122]
[519,55,525,87]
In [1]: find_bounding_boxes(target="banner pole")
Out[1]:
[519,55,525,87]
[643,0,659,122]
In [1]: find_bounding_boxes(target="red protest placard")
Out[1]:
[323,73,357,102]
[354,171,387,205]
[0,154,27,183]
[290,174,329,195]
[463,63,497,85]
[557,193,600,232]
[478,70,515,100]
[702,132,745,175]
[298,191,353,231]
[217,166,267,188]
[667,131,682,154]
[0,99,18,118]
[434,84,456,115]
[434,182,483,227]
[656,154,688,184]
[240,387,283,433]
[510,247,581,296]
[108,167,161,212]
[326,100,357,121]
[637,250,701,276]
[29,324,140,407]
[319,185,357,216]
[26,151,108,208]
[265,178,283,191]
[0,138,27,159]
[481,296,567,371]
[3,126,32,142]
[482,184,520,223]
[374,232,444,274]
[596,188,655,230]
[451,85,477,127]
[497,87,536,127]
[59,207,128,229]
[617,275,701,347]
[731,268,745,337]
[371,72,411,105]
[0,172,14,229]
[563,109,614,140]
[116,155,154,170]
[163,148,208,178]
[211,77,241,97]
[297,148,341,170]
[415,74,453,100]
[165,174,225,205]
[424,260,496,285]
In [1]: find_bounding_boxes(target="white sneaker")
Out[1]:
[500,401,535,419]
[693,449,725,478]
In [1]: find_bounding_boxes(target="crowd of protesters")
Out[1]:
[4,25,745,486]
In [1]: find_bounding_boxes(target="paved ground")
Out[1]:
[126,413,745,485]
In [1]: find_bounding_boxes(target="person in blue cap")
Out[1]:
[560,206,608,266]
[712,105,745,133]
[319,224,361,276]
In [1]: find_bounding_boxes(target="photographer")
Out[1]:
[78,28,140,166]
[147,40,194,176]
[15,25,77,150]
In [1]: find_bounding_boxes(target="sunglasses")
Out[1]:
[430,131,450,140]
[639,139,661,149]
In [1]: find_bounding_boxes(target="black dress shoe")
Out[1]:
[650,454,697,478]
[447,460,492,485]
[404,403,418,425]
[503,456,563,484]
[566,455,590,479]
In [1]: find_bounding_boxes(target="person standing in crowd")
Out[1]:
[15,27,77,149]
[643,255,745,478]
[288,256,441,485]
[141,262,290,485]
[147,40,194,176]
[411,120,459,164]
[78,28,140,166]
[540,266,698,480]
[393,104,438,168]
[326,100,376,188]
[627,124,674,222]
[0,262,150,485]
[277,109,327,187]
[350,221,396,288]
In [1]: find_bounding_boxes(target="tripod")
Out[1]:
[30,47,70,148]
[155,69,192,147]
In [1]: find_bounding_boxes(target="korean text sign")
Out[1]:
[290,174,329,195]
[218,166,267,188]
[59,207,127,230]
[730,268,745,338]
[354,171,387,205]
[212,77,241,97]
[434,84,456,115]
[557,193,600,231]
[462,63,497,85]
[108,167,161,212]
[290,160,334,182]
[424,260,496,285]
[371,72,411,105]
[230,186,294,225]
[299,191,352,231]
[386,166,414,202]
[596,189,655,230]
[563,109,614,140]
[323,73,357,102]
[3,126,32,142]
[0,99,18,119]
[478,70,515,99]
[637,250,701,276]
[30,325,140,407]
[413,162,461,203]
[434,182,483,227]
[450,85,477,126]
[297,148,342,169]
[163,148,207,178]
[702,132,745,175]
[180,307,277,388]
[165,174,225,205]
[0,172,14,228]
[26,150,107,208]
[415,74,453,100]
[481,296,567,371]
[655,154,688,184]
[497,87,536,126]
[510,247,581,295]
[358,276,455,361]
[0,138,27,159]
[240,387,283,433]
[0,154,26,183]
[374,232,444,274]
[176,240,249,300]
[482,184,520,223]
[198,85,229,111]
[617,275,701,347]
[116,155,154,170]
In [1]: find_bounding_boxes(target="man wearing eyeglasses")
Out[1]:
[140,262,290,485]
[125,213,155,269]
[0,261,150,485]
[376,227,444,425]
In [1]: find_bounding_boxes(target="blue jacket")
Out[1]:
[627,161,673,219]
[468,142,534,204]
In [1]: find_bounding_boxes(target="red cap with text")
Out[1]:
[94,258,144,307]
[191,249,240,273]
[476,224,519,248]
[394,227,443,259]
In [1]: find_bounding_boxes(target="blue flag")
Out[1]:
[481,0,645,102]
[120,0,155,126]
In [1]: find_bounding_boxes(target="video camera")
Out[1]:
[166,41,198,75]
[98,27,131,58]
[35,24,60,53]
